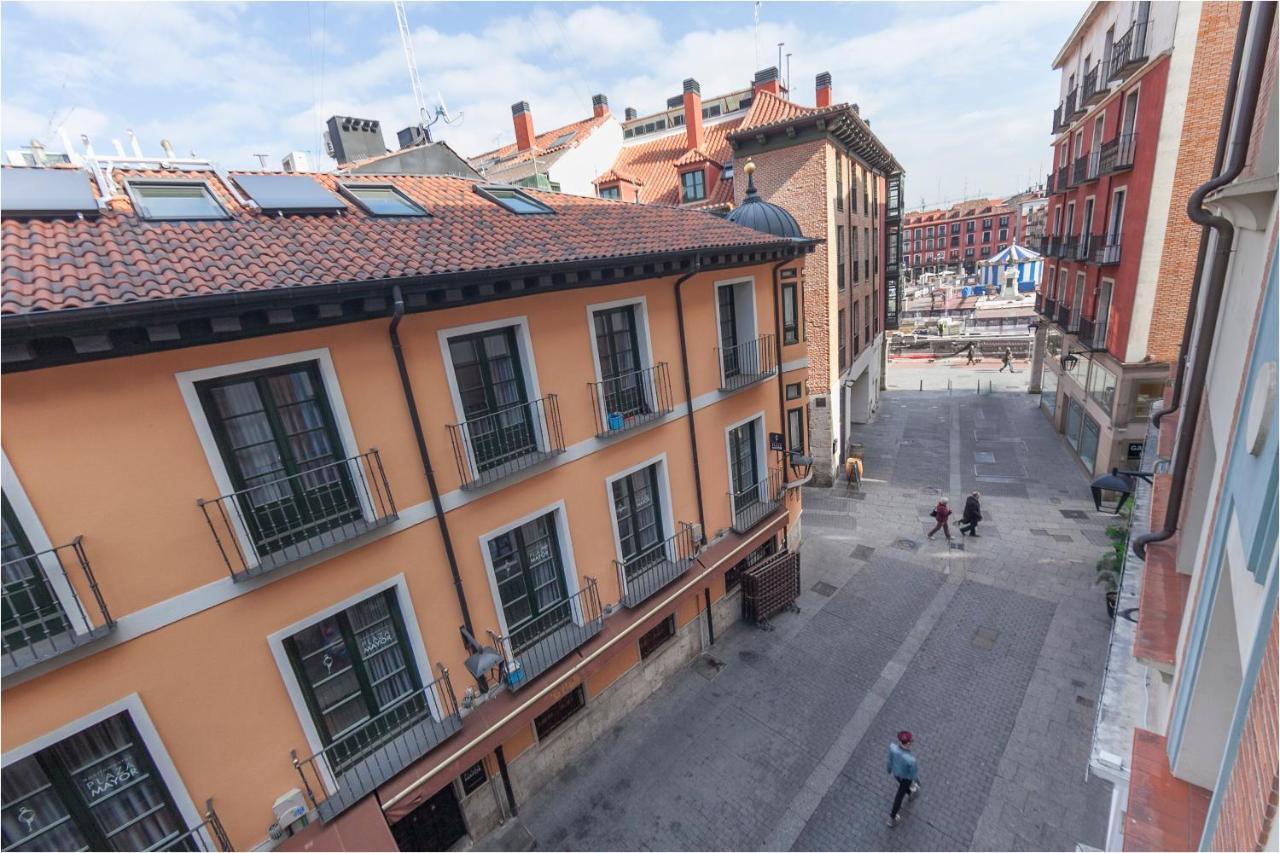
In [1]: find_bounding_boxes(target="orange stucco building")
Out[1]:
[0,165,813,850]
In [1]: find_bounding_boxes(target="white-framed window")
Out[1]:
[1072,271,1087,326]
[175,349,370,570]
[724,411,768,512]
[714,276,760,385]
[587,296,657,425]
[1,694,205,851]
[605,454,677,599]
[478,501,584,655]
[437,316,546,482]
[266,574,437,793]
[1107,187,1127,243]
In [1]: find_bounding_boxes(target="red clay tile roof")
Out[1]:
[1,168,790,316]
[468,114,610,180]
[736,89,827,133]
[605,116,743,209]
[593,167,643,186]
[673,147,722,168]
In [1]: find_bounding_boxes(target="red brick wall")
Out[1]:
[1149,1,1243,364]
[1211,613,1279,851]
[901,202,1015,271]
[739,140,831,392]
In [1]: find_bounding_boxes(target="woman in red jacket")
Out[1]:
[927,498,952,540]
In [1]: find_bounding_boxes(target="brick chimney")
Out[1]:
[512,101,535,152]
[753,67,782,96]
[816,72,832,108]
[682,78,704,151]
[592,94,609,119]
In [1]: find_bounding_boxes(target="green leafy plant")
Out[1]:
[1095,519,1130,594]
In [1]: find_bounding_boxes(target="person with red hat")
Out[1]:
[886,730,920,827]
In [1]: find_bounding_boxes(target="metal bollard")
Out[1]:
[919,379,923,392]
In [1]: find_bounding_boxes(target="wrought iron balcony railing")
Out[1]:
[1052,105,1065,134]
[615,522,700,609]
[2,537,114,675]
[1042,296,1058,319]
[1078,316,1109,351]
[1066,86,1084,119]
[1082,63,1107,106]
[589,363,673,437]
[448,396,565,490]
[717,334,778,392]
[1039,235,1054,255]
[1100,133,1137,174]
[1046,171,1056,194]
[1087,149,1102,182]
[1056,165,1069,191]
[1059,236,1078,260]
[729,468,784,534]
[1095,240,1122,266]
[1108,20,1150,81]
[489,577,603,692]
[292,667,463,822]
[1075,233,1094,261]
[199,449,397,582]
[1055,303,1071,329]
[167,799,234,851]
[1071,155,1088,186]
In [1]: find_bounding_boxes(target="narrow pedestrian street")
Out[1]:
[519,383,1116,851]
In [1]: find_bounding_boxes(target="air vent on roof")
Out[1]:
[232,174,345,214]
[1,168,99,219]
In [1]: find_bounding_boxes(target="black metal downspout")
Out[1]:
[389,285,477,639]
[494,745,518,817]
[1153,1,1252,429]
[1133,2,1273,560]
[772,255,793,487]
[674,256,708,542]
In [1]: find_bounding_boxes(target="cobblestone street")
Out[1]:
[519,383,1115,851]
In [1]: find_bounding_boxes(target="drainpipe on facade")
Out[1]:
[1133,1,1272,560]
[1153,1,1251,429]
[388,285,478,641]
[772,256,793,488]
[674,255,708,543]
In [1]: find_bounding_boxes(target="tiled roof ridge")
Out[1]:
[469,113,608,163]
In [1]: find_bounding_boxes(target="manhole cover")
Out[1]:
[974,451,996,463]
[811,581,838,597]
[1030,528,1049,536]
[949,541,965,550]
[971,626,999,650]
[1075,695,1096,708]
[1060,509,1088,519]
[893,538,920,552]
[1052,534,1074,543]
[850,544,876,560]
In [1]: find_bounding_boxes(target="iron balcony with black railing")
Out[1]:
[2,537,114,676]
[1042,296,1058,319]
[729,468,784,534]
[1059,236,1078,261]
[589,363,673,438]
[1055,303,1071,330]
[1082,63,1107,106]
[291,666,463,822]
[1075,233,1094,262]
[1051,104,1065,134]
[1108,20,1150,81]
[1095,240,1122,266]
[448,395,566,490]
[1078,316,1108,351]
[1099,133,1137,174]
[1071,155,1088,186]
[490,577,604,692]
[1087,148,1102,182]
[1046,171,1056,194]
[615,522,700,609]
[717,334,778,392]
[1064,88,1080,122]
[1056,165,1068,191]
[199,450,397,582]
[168,799,234,851]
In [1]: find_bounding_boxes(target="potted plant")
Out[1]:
[1095,519,1129,618]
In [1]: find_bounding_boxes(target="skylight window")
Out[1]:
[474,185,554,215]
[128,181,228,221]
[548,131,577,148]
[341,184,429,217]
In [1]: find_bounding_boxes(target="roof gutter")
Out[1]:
[1133,1,1270,561]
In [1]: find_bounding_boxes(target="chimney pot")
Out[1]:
[511,101,535,151]
[592,94,609,118]
[625,107,637,121]
[752,66,782,96]
[682,77,704,151]
[816,71,833,108]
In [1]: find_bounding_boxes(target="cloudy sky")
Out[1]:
[1,1,1084,209]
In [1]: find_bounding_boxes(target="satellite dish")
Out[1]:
[436,91,463,127]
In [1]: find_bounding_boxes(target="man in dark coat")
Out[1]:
[959,491,983,537]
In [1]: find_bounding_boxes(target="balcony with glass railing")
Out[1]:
[717,334,778,392]
[448,396,565,490]
[291,667,463,822]
[729,468,784,534]
[199,449,397,581]
[489,578,604,692]
[589,363,673,438]
[615,522,700,609]
[2,537,114,676]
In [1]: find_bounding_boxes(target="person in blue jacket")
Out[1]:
[886,730,920,827]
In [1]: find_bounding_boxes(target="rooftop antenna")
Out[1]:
[394,0,432,142]
[785,52,792,92]
[753,1,760,71]
[253,153,270,168]
[777,42,784,75]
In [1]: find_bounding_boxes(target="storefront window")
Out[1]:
[1065,398,1083,451]
[1079,414,1101,472]
[1130,380,1166,422]
[1086,361,1118,415]
[1065,352,1089,388]
[1040,365,1058,416]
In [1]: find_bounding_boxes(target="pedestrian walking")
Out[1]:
[927,498,952,540]
[959,491,983,537]
[965,342,977,365]
[999,347,1014,372]
[886,730,920,827]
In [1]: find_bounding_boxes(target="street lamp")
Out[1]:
[1090,468,1154,515]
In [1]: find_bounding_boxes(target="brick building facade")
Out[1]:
[901,198,1016,276]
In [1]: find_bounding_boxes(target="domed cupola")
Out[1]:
[725,160,803,239]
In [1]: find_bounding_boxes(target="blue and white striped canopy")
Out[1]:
[979,242,1043,292]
